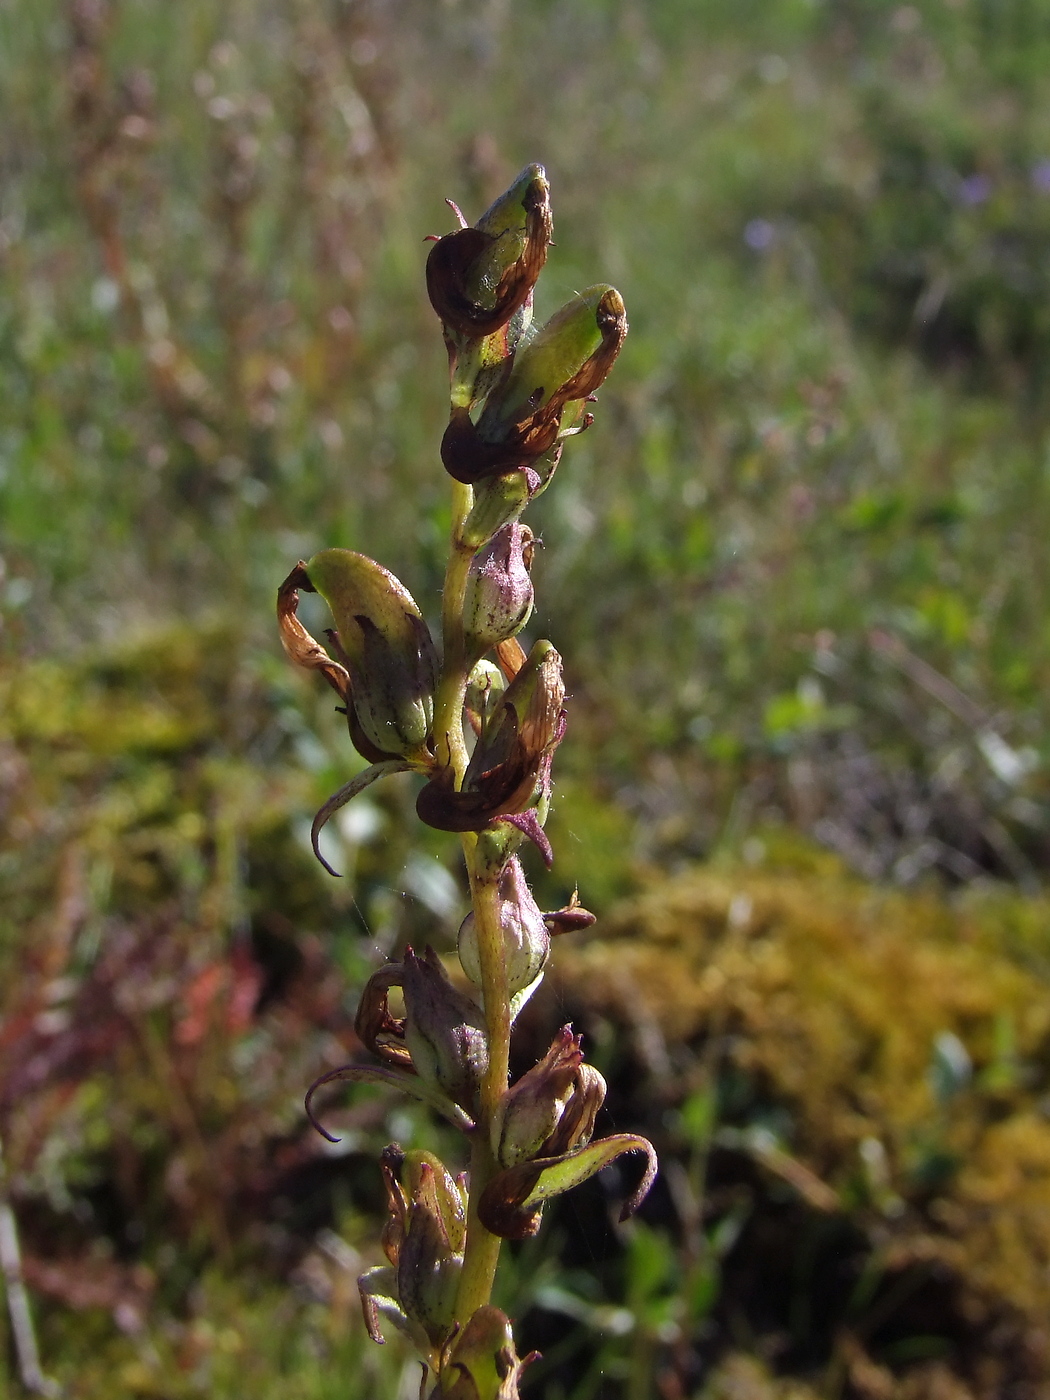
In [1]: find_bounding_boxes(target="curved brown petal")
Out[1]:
[426,172,552,339]
[354,963,414,1073]
[277,564,349,701]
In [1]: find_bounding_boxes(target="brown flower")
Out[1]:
[426,165,552,339]
[416,641,564,837]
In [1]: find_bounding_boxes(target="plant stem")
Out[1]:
[434,480,475,783]
[438,476,516,1324]
[468,867,513,1132]
[454,864,510,1322]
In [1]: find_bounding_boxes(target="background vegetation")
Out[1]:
[4,0,1050,1395]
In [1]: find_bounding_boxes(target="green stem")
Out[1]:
[436,477,512,1324]
[434,479,475,782]
[454,863,511,1323]
[468,868,512,1132]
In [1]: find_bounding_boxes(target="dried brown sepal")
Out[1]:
[279,564,408,767]
[277,564,350,701]
[494,636,527,681]
[355,963,415,1073]
[380,1144,409,1263]
[426,229,539,340]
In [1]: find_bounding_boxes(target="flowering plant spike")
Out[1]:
[279,164,656,1398]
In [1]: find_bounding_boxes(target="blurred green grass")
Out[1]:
[4,0,1050,1395]
[4,0,1050,880]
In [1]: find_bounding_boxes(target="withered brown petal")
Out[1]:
[426,229,541,339]
[495,637,527,681]
[277,564,349,701]
[354,963,414,1073]
[543,892,597,935]
[476,1166,545,1240]
[414,755,541,834]
[540,1063,606,1158]
[440,408,549,485]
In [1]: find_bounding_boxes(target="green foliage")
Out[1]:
[4,0,1050,875]
[39,1269,415,1400]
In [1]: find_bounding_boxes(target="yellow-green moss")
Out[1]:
[557,863,1050,1331]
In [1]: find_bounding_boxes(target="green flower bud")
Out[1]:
[439,1306,533,1400]
[458,856,550,1000]
[493,1026,595,1168]
[370,1146,468,1354]
[462,523,535,661]
[426,165,552,339]
[465,659,506,734]
[487,285,626,431]
[461,470,532,550]
[304,548,438,762]
[440,286,626,485]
